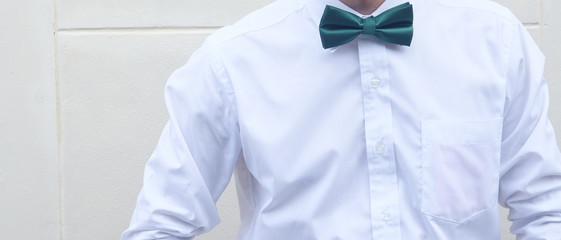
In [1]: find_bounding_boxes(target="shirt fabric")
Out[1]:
[122,0,561,239]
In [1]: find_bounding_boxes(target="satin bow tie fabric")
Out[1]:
[319,2,414,49]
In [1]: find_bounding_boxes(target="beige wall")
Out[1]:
[0,0,559,239]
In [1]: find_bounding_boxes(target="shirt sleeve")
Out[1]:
[499,20,561,239]
[121,41,242,239]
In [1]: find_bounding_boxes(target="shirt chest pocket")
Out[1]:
[421,119,503,223]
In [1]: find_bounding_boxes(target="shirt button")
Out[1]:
[375,143,385,155]
[380,210,391,222]
[369,78,381,89]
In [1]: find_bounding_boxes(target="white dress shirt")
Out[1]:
[122,0,561,239]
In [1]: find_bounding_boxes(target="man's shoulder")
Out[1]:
[205,0,305,49]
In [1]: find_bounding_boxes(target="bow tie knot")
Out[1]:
[362,17,378,35]
[319,3,414,49]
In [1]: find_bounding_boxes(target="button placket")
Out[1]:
[358,36,401,239]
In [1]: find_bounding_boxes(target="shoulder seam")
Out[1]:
[432,0,518,23]
[206,1,306,51]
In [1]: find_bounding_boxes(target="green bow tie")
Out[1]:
[319,2,414,49]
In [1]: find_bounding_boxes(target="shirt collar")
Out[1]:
[306,0,413,27]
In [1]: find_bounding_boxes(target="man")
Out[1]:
[122,0,561,239]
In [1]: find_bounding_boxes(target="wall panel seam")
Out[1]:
[51,0,63,238]
[539,0,544,46]
[56,27,221,35]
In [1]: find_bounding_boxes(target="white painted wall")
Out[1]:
[0,1,559,239]
[0,1,59,239]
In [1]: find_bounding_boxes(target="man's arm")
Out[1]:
[122,41,242,239]
[499,20,561,239]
